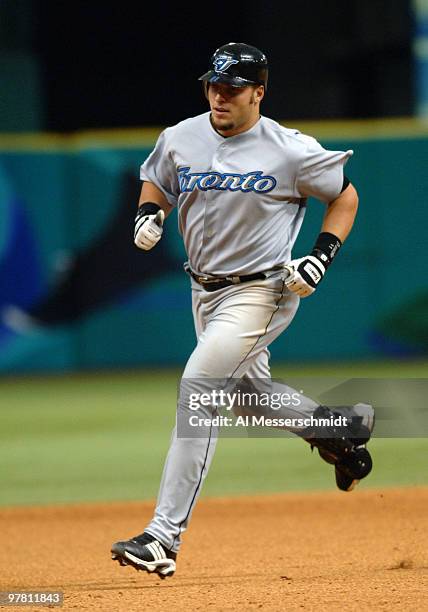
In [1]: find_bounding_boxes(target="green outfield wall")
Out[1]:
[0,119,427,373]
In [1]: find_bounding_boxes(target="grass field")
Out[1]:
[0,360,427,506]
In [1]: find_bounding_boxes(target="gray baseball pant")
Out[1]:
[145,272,319,552]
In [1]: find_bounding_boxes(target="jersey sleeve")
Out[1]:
[295,135,353,203]
[139,129,180,207]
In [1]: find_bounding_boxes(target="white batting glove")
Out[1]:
[134,208,165,251]
[283,255,326,298]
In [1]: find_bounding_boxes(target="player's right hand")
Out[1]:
[134,209,165,251]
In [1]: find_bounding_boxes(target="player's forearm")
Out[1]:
[321,183,359,243]
[139,181,174,218]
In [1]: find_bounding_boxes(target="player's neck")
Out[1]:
[210,113,261,138]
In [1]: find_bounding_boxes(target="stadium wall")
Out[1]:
[0,119,426,373]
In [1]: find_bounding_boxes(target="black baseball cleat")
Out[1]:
[111,532,177,578]
[301,403,375,492]
[334,445,373,491]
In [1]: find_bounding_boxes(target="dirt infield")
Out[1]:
[1,487,427,611]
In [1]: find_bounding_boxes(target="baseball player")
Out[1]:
[111,43,374,578]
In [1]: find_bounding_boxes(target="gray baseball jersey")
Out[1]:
[140,111,352,276]
[140,113,354,553]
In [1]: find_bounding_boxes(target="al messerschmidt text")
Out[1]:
[188,415,349,428]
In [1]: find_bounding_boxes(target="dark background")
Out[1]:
[10,0,414,131]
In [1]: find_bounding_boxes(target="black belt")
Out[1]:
[188,270,266,292]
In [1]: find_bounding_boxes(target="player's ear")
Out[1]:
[254,85,264,104]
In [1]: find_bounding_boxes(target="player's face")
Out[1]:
[208,82,264,137]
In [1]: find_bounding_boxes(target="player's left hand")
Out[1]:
[283,255,326,297]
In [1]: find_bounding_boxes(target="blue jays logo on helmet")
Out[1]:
[213,56,239,73]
